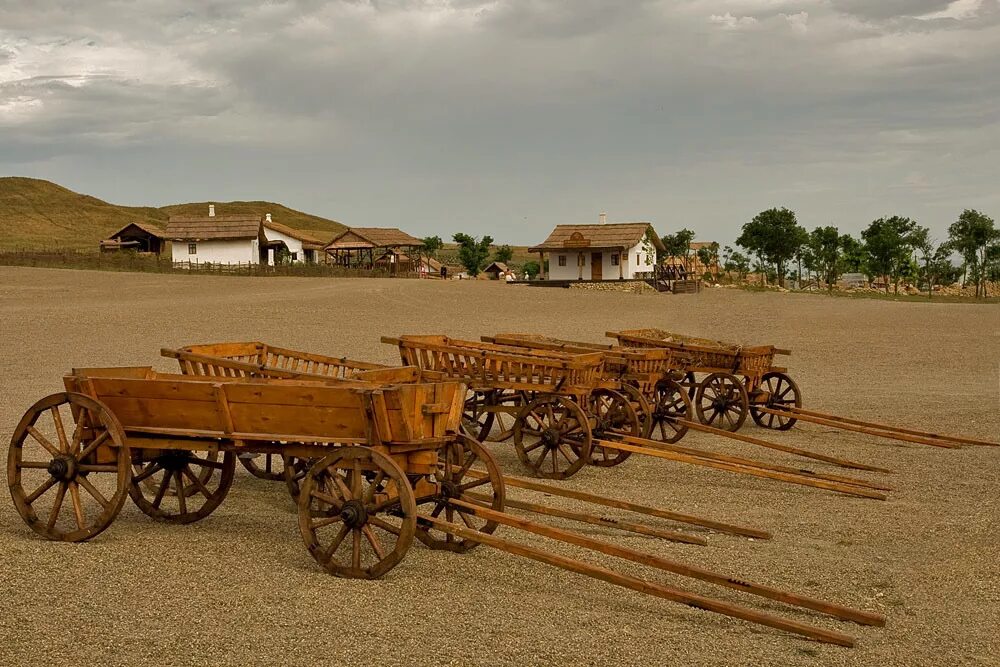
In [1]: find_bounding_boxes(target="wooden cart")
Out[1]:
[162,341,415,487]
[607,329,800,432]
[382,335,645,479]
[483,334,696,461]
[7,366,505,578]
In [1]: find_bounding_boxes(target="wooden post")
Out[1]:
[578,252,584,280]
[619,246,624,280]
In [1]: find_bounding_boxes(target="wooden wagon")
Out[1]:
[382,335,646,479]
[7,366,505,578]
[161,341,416,489]
[607,329,800,432]
[483,334,695,462]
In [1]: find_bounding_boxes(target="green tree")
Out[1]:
[736,207,806,287]
[807,226,843,291]
[695,241,720,281]
[452,233,493,276]
[522,260,541,280]
[494,244,514,264]
[722,246,750,282]
[421,235,443,258]
[861,216,917,294]
[660,228,695,265]
[948,209,999,298]
[839,234,866,274]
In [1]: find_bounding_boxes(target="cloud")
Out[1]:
[0,0,998,243]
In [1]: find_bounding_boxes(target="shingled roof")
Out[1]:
[165,215,262,241]
[107,221,166,240]
[325,227,423,250]
[528,222,665,253]
[263,220,326,247]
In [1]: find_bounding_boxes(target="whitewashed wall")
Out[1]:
[171,238,258,265]
[546,241,656,280]
[262,226,306,263]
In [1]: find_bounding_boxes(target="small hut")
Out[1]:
[324,227,423,273]
[100,222,166,255]
[483,261,510,280]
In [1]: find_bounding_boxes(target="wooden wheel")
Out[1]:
[8,393,130,542]
[129,449,235,523]
[619,383,653,437]
[298,447,416,579]
[239,452,286,481]
[750,372,802,430]
[586,389,642,467]
[513,395,591,480]
[462,390,495,441]
[694,373,749,432]
[648,378,693,444]
[415,434,505,553]
[283,455,314,501]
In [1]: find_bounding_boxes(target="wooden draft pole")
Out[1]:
[452,498,885,627]
[420,515,859,647]
[467,469,772,540]
[464,491,708,546]
[675,419,890,473]
[771,406,999,448]
[597,440,888,501]
[618,435,891,492]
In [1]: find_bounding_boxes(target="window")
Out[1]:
[636,253,641,265]
[611,253,619,266]
[291,252,298,261]
[558,255,567,267]
[188,243,197,255]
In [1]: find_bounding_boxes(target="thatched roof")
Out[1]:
[263,220,326,247]
[107,221,166,240]
[484,261,509,273]
[325,227,422,250]
[528,222,665,252]
[165,215,262,241]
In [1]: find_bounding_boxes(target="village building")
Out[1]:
[529,216,665,281]
[165,205,323,265]
[99,222,166,255]
[324,227,424,273]
[482,261,511,280]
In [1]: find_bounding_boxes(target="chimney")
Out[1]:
[265,213,272,223]
[208,204,215,217]
[599,212,607,224]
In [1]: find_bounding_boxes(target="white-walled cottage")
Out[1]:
[529,218,665,281]
[262,216,326,264]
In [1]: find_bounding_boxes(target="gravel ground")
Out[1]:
[0,266,997,667]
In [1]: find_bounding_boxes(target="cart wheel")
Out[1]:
[462,390,496,441]
[415,434,505,553]
[129,449,235,524]
[283,455,314,501]
[750,372,802,430]
[618,383,653,438]
[8,392,131,542]
[513,395,592,480]
[299,448,416,579]
[239,452,286,481]
[648,378,692,444]
[586,389,641,467]
[694,373,749,432]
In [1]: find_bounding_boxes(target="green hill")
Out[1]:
[0,177,345,251]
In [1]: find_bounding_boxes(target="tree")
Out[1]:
[948,209,999,298]
[911,228,955,299]
[722,246,750,282]
[522,260,541,280]
[861,216,917,294]
[736,207,806,287]
[839,234,866,274]
[494,244,514,264]
[806,226,843,291]
[660,228,695,266]
[452,233,493,276]
[421,235,443,258]
[695,241,720,282]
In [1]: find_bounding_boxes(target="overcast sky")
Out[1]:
[2,1,998,246]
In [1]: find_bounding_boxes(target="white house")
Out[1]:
[166,206,327,265]
[529,217,665,281]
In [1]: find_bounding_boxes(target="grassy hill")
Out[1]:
[0,177,345,251]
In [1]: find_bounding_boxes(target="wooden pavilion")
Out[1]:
[324,227,423,273]
[99,222,166,255]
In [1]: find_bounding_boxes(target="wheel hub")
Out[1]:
[156,450,192,471]
[339,499,368,528]
[440,480,461,499]
[541,428,560,447]
[47,456,75,481]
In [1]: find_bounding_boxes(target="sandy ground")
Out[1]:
[0,266,998,667]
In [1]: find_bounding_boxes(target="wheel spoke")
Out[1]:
[362,524,386,560]
[47,482,68,531]
[26,426,60,457]
[68,482,86,530]
[25,476,58,504]
[50,407,70,453]
[190,458,225,470]
[182,465,213,498]
[351,529,362,569]
[17,461,51,469]
[77,474,110,508]
[351,459,361,497]
[133,461,162,484]
[310,488,342,507]
[322,524,351,563]
[311,514,343,529]
[368,515,402,535]
[458,477,492,492]
[174,470,188,515]
[364,470,386,505]
[152,471,172,508]
[77,430,110,462]
[78,464,118,473]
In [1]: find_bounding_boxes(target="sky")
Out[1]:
[1,0,998,246]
